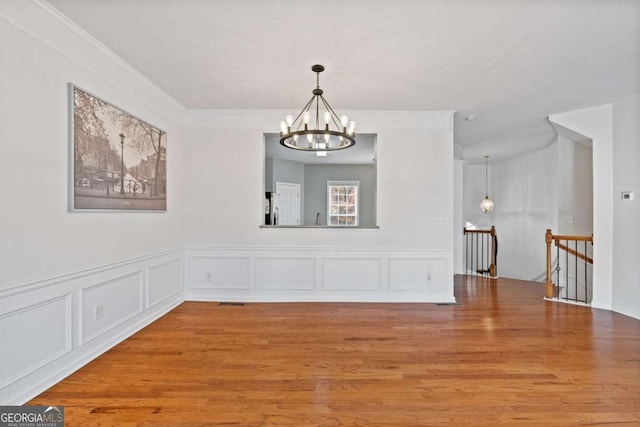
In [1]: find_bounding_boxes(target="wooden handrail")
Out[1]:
[554,241,593,264]
[545,229,593,298]
[463,228,494,235]
[549,234,593,242]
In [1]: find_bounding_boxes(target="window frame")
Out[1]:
[327,180,359,226]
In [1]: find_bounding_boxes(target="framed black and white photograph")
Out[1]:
[69,84,167,211]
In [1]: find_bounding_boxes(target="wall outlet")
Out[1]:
[563,215,574,224]
[434,217,449,226]
[622,191,634,200]
[93,304,103,320]
[206,272,213,281]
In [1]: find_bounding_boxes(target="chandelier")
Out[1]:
[480,155,494,213]
[279,65,356,156]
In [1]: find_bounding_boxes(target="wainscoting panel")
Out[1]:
[185,246,454,303]
[148,259,183,308]
[388,257,449,291]
[190,256,250,289]
[0,295,71,391]
[0,249,184,405]
[255,257,315,290]
[321,257,382,291]
[81,272,144,345]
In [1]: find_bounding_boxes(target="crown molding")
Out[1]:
[185,109,454,132]
[0,0,186,122]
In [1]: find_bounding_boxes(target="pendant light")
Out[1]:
[480,155,494,213]
[279,65,356,155]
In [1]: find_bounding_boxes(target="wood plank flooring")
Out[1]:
[29,275,640,426]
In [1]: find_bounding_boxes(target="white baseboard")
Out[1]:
[611,304,640,321]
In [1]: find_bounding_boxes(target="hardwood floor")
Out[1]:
[29,275,640,426]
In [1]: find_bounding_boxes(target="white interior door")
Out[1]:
[275,182,300,225]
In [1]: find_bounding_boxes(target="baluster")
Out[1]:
[464,230,468,274]
[475,232,478,275]
[565,240,569,301]
[584,240,588,303]
[490,226,496,277]
[481,232,485,275]
[556,241,561,299]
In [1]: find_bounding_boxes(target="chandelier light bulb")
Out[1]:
[341,115,348,128]
[293,135,298,146]
[303,111,311,125]
[306,133,313,143]
[286,115,293,127]
[279,121,287,134]
[324,111,331,125]
[348,121,356,135]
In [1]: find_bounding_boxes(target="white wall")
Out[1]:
[182,111,456,302]
[556,136,593,236]
[0,2,186,404]
[184,112,454,249]
[453,159,464,274]
[464,145,558,280]
[612,92,640,319]
[549,105,614,311]
[0,2,187,289]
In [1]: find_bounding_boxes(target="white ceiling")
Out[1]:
[48,0,640,163]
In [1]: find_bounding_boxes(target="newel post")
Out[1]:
[489,226,497,277]
[545,229,553,298]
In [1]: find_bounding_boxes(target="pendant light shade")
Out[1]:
[480,155,494,213]
[480,196,494,213]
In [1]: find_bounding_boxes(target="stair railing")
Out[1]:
[545,229,593,304]
[463,226,497,278]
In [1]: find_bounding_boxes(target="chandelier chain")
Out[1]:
[485,156,489,197]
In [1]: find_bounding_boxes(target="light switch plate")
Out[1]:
[434,217,449,226]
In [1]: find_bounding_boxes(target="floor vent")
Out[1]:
[219,302,245,306]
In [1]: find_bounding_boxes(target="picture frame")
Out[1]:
[69,84,167,212]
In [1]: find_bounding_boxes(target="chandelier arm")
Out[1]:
[318,95,343,130]
[291,95,316,130]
